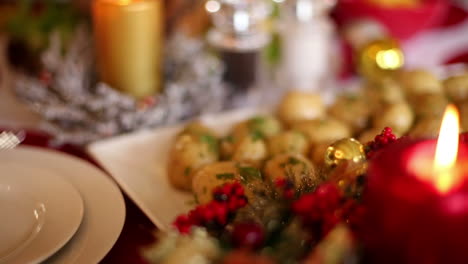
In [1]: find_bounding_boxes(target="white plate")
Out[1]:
[0,163,83,264]
[0,147,126,264]
[88,108,266,231]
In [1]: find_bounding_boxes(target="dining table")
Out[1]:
[1,3,468,263]
[0,37,156,264]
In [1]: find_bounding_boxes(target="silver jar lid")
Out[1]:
[206,0,272,51]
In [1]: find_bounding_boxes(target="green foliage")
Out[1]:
[200,134,219,154]
[216,173,235,180]
[5,0,82,53]
[264,33,281,66]
[238,166,262,183]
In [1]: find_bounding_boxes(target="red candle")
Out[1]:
[363,105,468,264]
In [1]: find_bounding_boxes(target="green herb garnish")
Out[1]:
[238,166,262,183]
[186,199,197,206]
[250,130,264,141]
[184,167,192,177]
[249,116,266,127]
[288,157,301,165]
[216,173,235,180]
[223,135,234,143]
[200,134,219,153]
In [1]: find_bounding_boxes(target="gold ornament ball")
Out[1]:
[324,138,366,168]
[357,38,404,81]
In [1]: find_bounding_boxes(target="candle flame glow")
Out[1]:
[115,0,133,4]
[205,0,221,13]
[433,104,460,192]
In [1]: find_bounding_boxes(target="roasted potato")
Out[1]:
[408,116,442,139]
[364,78,405,109]
[277,91,325,126]
[179,122,217,138]
[192,161,262,204]
[373,102,414,136]
[460,103,468,133]
[358,127,383,144]
[230,115,282,140]
[309,142,331,166]
[409,93,448,119]
[221,115,282,159]
[264,153,318,188]
[168,132,219,191]
[268,130,309,156]
[397,69,443,97]
[292,118,351,146]
[444,74,468,103]
[328,93,371,133]
[231,134,268,168]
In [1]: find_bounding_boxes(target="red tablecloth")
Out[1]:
[5,130,156,264]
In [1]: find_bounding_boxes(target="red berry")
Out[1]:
[228,199,240,211]
[173,183,248,234]
[315,183,341,209]
[216,211,228,225]
[275,178,287,187]
[322,213,340,235]
[222,185,232,195]
[173,215,192,234]
[234,187,245,197]
[237,198,247,208]
[202,206,216,222]
[188,209,202,225]
[231,222,265,249]
[284,189,294,199]
[366,127,398,159]
[292,193,316,215]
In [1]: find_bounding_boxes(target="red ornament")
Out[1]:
[231,222,265,250]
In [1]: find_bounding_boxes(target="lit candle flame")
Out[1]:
[433,104,460,192]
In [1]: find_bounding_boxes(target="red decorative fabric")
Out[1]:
[333,0,449,41]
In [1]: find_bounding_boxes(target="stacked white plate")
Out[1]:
[0,146,126,264]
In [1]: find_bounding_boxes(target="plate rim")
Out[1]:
[0,162,84,264]
[0,146,126,264]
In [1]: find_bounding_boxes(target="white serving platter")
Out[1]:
[88,108,268,230]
